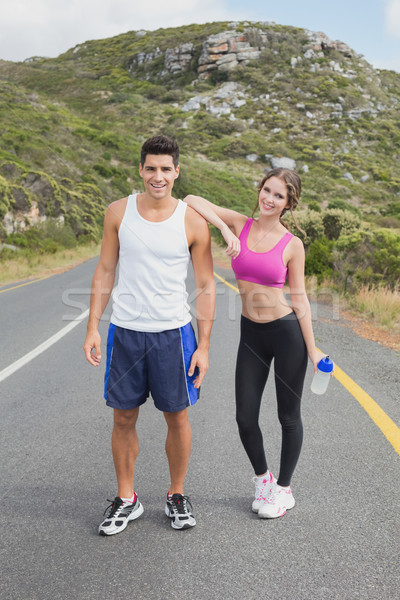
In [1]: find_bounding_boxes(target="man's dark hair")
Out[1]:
[140,135,180,168]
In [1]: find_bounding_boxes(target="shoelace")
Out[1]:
[253,476,268,499]
[170,495,192,515]
[266,485,281,504]
[103,497,124,517]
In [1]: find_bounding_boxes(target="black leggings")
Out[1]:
[235,313,308,487]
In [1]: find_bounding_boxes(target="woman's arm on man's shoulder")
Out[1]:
[184,194,246,257]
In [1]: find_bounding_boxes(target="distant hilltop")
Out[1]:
[130,26,356,80]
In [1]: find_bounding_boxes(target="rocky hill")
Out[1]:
[0,21,399,287]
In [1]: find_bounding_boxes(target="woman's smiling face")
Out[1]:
[258,176,289,217]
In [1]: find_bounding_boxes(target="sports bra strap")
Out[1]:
[239,218,253,242]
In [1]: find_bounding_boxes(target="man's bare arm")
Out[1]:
[186,207,216,388]
[83,201,122,366]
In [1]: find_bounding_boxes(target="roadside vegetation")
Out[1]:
[0,239,100,285]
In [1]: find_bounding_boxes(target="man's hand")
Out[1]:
[83,329,102,366]
[188,347,209,389]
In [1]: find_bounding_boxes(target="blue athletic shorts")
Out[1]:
[104,322,199,412]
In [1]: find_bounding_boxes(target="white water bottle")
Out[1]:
[311,356,334,395]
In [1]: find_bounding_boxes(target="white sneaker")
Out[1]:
[258,484,295,519]
[252,471,276,513]
[165,494,196,530]
[98,495,144,536]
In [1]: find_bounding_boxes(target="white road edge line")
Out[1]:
[0,309,89,384]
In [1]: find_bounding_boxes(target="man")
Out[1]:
[83,135,216,534]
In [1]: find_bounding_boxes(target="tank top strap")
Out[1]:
[125,193,138,218]
[173,199,187,220]
[119,194,138,231]
[168,200,187,237]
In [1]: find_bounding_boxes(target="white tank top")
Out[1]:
[111,194,191,332]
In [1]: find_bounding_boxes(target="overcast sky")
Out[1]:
[1,0,399,72]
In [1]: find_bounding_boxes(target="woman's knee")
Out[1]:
[278,410,302,431]
[236,410,258,437]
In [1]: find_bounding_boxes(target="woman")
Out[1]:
[184,168,321,519]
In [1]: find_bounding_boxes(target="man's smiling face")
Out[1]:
[139,154,180,201]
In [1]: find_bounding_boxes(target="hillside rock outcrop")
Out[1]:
[197,30,265,79]
[161,26,357,80]
[165,43,195,74]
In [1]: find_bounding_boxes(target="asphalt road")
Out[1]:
[0,259,399,600]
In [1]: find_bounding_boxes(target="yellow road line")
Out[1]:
[332,363,400,455]
[214,271,400,456]
[0,274,52,294]
[213,271,239,292]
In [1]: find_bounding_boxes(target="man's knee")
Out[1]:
[113,407,139,428]
[164,408,190,430]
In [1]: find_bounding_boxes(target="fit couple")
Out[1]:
[83,135,320,535]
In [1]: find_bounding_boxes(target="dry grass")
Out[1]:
[306,276,400,351]
[348,285,400,331]
[0,243,100,286]
[306,276,400,333]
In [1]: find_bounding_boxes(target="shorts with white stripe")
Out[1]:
[104,322,199,412]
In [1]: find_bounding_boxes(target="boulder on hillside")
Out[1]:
[270,157,297,170]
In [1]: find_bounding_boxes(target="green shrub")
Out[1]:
[93,164,114,178]
[372,230,400,285]
[285,210,324,244]
[41,238,59,254]
[7,232,29,248]
[307,200,321,212]
[209,70,230,85]
[322,208,361,240]
[334,229,400,289]
[382,200,400,217]
[43,221,77,248]
[372,168,391,182]
[0,245,20,261]
[112,173,129,194]
[305,237,334,282]
[5,221,77,252]
[98,133,120,149]
[327,199,361,216]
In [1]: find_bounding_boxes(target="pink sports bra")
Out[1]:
[231,218,293,288]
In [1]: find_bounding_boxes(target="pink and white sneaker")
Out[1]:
[252,471,276,513]
[258,484,295,519]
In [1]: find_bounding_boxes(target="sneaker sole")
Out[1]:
[171,519,196,530]
[252,502,266,513]
[258,499,295,519]
[99,502,144,536]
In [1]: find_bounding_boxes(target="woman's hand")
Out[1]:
[309,348,324,374]
[309,349,334,376]
[221,225,241,258]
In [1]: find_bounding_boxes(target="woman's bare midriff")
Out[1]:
[237,279,293,323]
